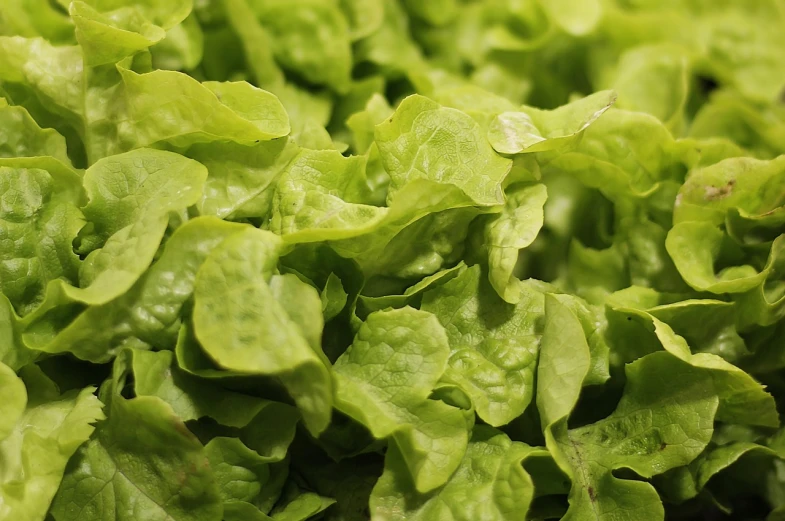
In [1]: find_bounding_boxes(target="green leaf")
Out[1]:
[606,306,779,428]
[270,484,335,521]
[346,94,393,154]
[546,352,719,521]
[329,180,481,278]
[129,349,299,430]
[151,13,204,71]
[269,273,328,360]
[2,367,104,521]
[541,109,683,201]
[375,94,511,206]
[0,0,74,42]
[0,162,83,316]
[421,265,540,427]
[69,1,167,67]
[79,0,192,30]
[25,217,246,362]
[255,0,352,92]
[666,222,784,294]
[354,0,426,78]
[688,92,785,159]
[647,300,748,363]
[486,183,548,303]
[371,425,541,520]
[192,139,298,220]
[487,90,616,155]
[222,0,283,87]
[535,294,591,428]
[66,149,207,306]
[193,227,333,435]
[0,361,26,441]
[356,263,463,319]
[600,45,689,131]
[537,0,601,36]
[115,70,290,153]
[271,149,386,242]
[205,437,271,503]
[673,156,785,227]
[50,390,222,521]
[321,273,348,322]
[333,307,470,493]
[338,0,384,40]
[0,295,37,370]
[534,289,778,520]
[657,442,778,504]
[0,98,72,165]
[402,0,456,26]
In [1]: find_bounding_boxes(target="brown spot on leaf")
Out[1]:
[704,179,736,200]
[659,442,667,451]
[588,486,597,502]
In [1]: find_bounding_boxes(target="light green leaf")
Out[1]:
[130,349,298,430]
[255,0,352,92]
[541,109,683,201]
[271,149,387,242]
[69,1,166,67]
[375,94,511,206]
[270,485,335,521]
[402,0,456,26]
[79,148,204,247]
[421,265,540,427]
[546,352,719,521]
[657,442,777,503]
[666,222,784,294]
[269,273,328,359]
[0,163,83,316]
[688,91,785,159]
[0,0,74,42]
[0,98,72,165]
[0,36,84,130]
[346,94,393,154]
[536,294,591,428]
[601,45,689,131]
[338,0,384,40]
[371,425,541,521]
[79,0,192,30]
[488,90,616,155]
[2,367,104,521]
[673,155,785,227]
[193,228,333,435]
[191,139,298,220]
[151,13,204,71]
[25,217,246,362]
[66,149,207,306]
[647,300,748,363]
[115,70,290,154]
[321,273,348,322]
[607,306,779,428]
[537,0,601,35]
[329,180,481,278]
[223,0,283,87]
[204,437,271,504]
[356,263,463,319]
[50,391,222,521]
[333,308,470,493]
[486,183,547,303]
[0,295,37,370]
[0,361,26,441]
[354,0,425,77]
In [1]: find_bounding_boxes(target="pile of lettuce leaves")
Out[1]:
[2,0,785,520]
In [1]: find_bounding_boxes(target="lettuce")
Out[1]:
[1,0,785,520]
